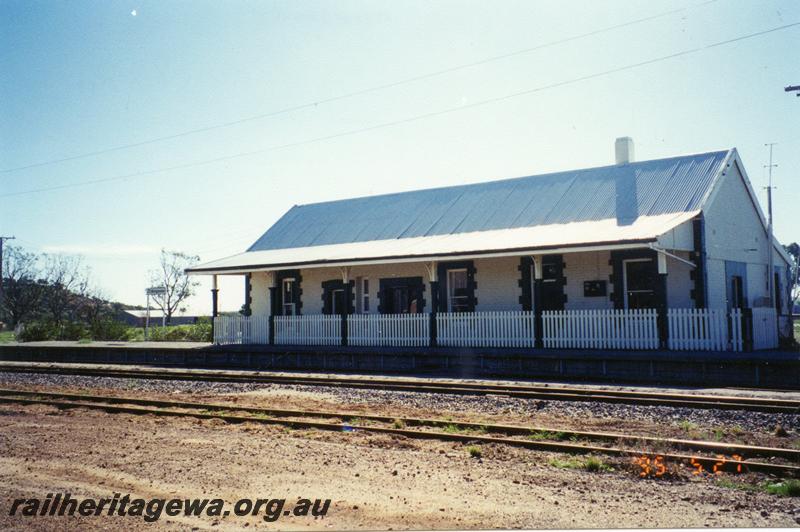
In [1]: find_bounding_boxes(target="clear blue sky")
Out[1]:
[1,0,798,314]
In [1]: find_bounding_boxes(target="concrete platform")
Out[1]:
[0,341,798,389]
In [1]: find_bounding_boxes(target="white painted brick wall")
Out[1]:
[704,161,772,309]
[665,251,694,308]
[250,272,271,317]
[563,251,614,310]
[473,256,522,311]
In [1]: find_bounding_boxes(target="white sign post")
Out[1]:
[145,287,167,341]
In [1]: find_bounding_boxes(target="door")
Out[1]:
[730,276,745,310]
[623,258,657,309]
[331,289,345,315]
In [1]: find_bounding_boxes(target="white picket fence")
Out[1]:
[436,311,536,348]
[730,308,744,352]
[751,307,778,350]
[348,313,429,347]
[213,308,772,351]
[542,309,659,350]
[274,315,342,346]
[213,315,269,344]
[667,308,730,351]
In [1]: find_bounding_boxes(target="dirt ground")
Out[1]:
[1,398,799,530]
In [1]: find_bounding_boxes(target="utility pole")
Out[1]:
[0,236,17,318]
[764,144,777,309]
[785,85,800,97]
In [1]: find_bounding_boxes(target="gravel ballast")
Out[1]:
[0,371,797,433]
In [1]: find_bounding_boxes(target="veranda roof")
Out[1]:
[188,211,698,274]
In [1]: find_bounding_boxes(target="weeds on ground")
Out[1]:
[199,409,231,416]
[528,430,568,441]
[393,418,405,429]
[0,331,15,343]
[716,479,761,493]
[584,456,613,472]
[440,423,486,435]
[764,479,800,497]
[678,420,699,433]
[548,455,612,472]
[465,445,482,459]
[717,478,800,497]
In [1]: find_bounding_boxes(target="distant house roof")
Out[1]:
[190,150,735,273]
[122,310,198,319]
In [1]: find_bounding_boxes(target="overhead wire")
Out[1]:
[0,1,716,174]
[1,21,796,199]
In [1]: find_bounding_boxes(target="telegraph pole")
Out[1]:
[764,144,777,308]
[0,236,17,316]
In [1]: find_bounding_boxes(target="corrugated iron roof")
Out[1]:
[248,150,731,252]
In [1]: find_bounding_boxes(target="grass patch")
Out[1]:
[392,418,405,429]
[717,478,800,497]
[584,456,613,472]
[77,338,92,344]
[465,445,482,459]
[0,331,14,343]
[548,457,584,469]
[764,479,800,497]
[678,420,699,433]
[528,430,568,441]
[199,408,232,416]
[440,423,486,435]
[716,479,760,493]
[548,455,612,472]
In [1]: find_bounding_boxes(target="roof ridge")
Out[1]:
[292,148,733,209]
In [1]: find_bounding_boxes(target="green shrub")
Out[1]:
[88,319,131,341]
[59,321,88,341]
[17,321,58,342]
[148,320,212,342]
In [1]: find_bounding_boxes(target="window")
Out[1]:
[379,277,425,314]
[282,278,296,315]
[356,277,370,313]
[623,259,657,309]
[447,269,469,312]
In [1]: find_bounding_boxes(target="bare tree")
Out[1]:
[42,254,90,324]
[1,245,45,327]
[76,286,111,324]
[149,249,200,324]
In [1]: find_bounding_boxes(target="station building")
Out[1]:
[188,139,793,352]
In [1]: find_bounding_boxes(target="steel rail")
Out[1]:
[1,362,799,413]
[0,388,798,472]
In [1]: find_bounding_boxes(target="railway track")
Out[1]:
[1,362,799,413]
[0,387,798,477]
